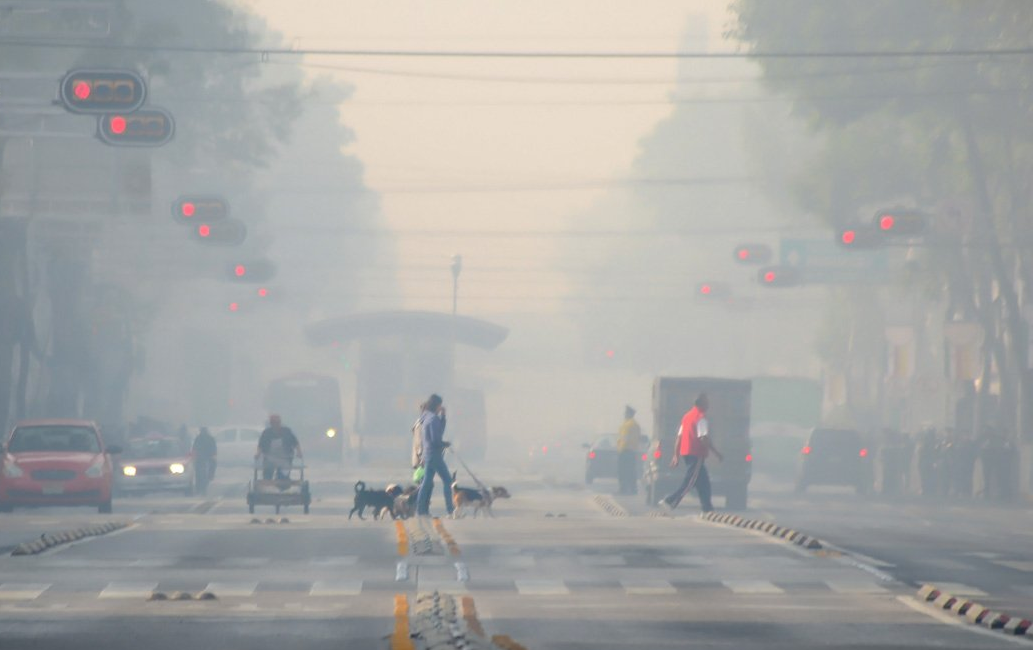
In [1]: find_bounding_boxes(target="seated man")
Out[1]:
[256,414,302,480]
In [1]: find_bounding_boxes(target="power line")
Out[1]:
[4,40,1033,59]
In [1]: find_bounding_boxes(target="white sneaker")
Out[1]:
[657,499,672,512]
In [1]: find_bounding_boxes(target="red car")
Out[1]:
[0,419,120,513]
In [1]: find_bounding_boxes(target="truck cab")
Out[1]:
[643,377,753,510]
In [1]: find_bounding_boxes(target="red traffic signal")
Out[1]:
[696,281,731,299]
[873,209,926,236]
[193,218,247,246]
[836,225,885,249]
[172,196,229,223]
[60,69,146,114]
[732,243,773,265]
[226,259,277,283]
[757,265,802,287]
[98,108,174,147]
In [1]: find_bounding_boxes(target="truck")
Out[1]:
[642,377,753,510]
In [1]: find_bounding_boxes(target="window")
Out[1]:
[8,426,101,454]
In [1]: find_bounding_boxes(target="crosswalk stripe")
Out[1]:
[0,583,51,600]
[309,580,362,596]
[825,581,889,594]
[99,582,158,599]
[723,580,785,595]
[205,582,258,597]
[992,560,1033,572]
[621,580,676,595]
[515,580,570,596]
[489,556,535,568]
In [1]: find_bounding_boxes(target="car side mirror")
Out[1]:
[106,445,123,455]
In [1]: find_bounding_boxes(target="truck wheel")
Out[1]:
[725,483,748,510]
[98,499,113,514]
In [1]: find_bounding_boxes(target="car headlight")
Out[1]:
[169,463,185,475]
[326,428,337,439]
[2,461,24,478]
[84,458,104,479]
[122,465,137,477]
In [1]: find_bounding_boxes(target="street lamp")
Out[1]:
[450,254,463,316]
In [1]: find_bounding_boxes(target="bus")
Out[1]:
[265,373,344,460]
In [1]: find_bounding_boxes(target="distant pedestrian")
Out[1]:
[416,394,454,517]
[256,414,302,480]
[616,405,642,495]
[658,393,723,513]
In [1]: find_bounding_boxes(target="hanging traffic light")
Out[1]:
[225,259,277,283]
[732,243,773,265]
[757,265,802,287]
[873,209,926,237]
[60,69,146,114]
[836,225,885,249]
[97,108,175,147]
[696,281,731,299]
[193,218,247,246]
[172,196,229,224]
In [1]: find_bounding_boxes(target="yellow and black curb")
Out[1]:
[249,517,290,525]
[10,521,130,556]
[433,518,461,556]
[592,494,629,518]
[700,511,823,550]
[918,584,1032,636]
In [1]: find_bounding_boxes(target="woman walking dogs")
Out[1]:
[416,394,455,518]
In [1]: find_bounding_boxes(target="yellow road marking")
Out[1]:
[391,594,414,650]
[394,520,409,556]
[432,517,462,556]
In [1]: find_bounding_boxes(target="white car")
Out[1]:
[208,425,263,468]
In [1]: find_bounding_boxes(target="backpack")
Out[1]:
[411,417,424,468]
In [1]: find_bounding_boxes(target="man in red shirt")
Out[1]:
[658,393,723,513]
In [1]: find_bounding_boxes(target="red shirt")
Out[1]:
[678,406,708,458]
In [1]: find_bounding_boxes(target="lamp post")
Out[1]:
[450,254,463,316]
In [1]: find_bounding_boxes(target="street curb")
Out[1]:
[592,494,629,518]
[699,511,823,550]
[918,583,1032,637]
[9,521,130,556]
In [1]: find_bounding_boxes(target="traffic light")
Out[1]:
[60,69,146,114]
[225,259,277,283]
[696,281,731,299]
[757,265,802,287]
[836,225,885,249]
[732,243,773,265]
[873,209,926,237]
[172,196,229,223]
[192,218,247,246]
[98,108,175,147]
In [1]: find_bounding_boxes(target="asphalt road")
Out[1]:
[0,460,1029,649]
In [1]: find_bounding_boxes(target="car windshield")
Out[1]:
[124,438,186,459]
[7,426,101,454]
[810,429,861,450]
[593,435,619,449]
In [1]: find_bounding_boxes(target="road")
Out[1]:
[0,460,1029,649]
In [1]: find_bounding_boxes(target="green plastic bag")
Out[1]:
[412,465,426,484]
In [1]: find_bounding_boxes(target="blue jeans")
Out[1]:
[417,453,454,516]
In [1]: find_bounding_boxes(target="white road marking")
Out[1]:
[309,581,362,596]
[968,552,1003,560]
[723,580,785,595]
[205,582,258,597]
[993,560,1033,572]
[578,555,626,567]
[515,579,570,596]
[489,556,535,568]
[922,582,987,597]
[825,581,890,594]
[621,580,677,596]
[844,551,895,568]
[130,559,178,568]
[308,556,358,566]
[99,582,158,599]
[0,584,51,600]
[661,555,707,566]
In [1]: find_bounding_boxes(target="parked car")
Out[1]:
[208,425,263,468]
[584,434,621,484]
[795,427,872,494]
[116,435,194,496]
[0,419,120,513]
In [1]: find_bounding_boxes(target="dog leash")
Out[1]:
[450,448,489,494]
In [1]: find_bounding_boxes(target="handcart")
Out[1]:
[246,459,311,514]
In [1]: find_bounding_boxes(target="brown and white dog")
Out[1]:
[392,485,420,520]
[450,471,511,518]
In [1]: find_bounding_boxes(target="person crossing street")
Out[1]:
[658,393,722,513]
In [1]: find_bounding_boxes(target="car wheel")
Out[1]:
[98,499,112,514]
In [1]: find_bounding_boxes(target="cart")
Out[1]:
[247,460,311,514]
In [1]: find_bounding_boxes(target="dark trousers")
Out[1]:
[663,455,713,512]
[618,451,638,494]
[417,453,454,516]
[262,460,290,481]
